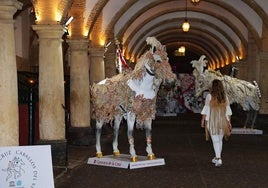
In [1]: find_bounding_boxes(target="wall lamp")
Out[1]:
[65,16,74,26]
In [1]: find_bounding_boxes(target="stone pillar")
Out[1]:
[67,39,93,145]
[246,35,259,81]
[259,52,268,114]
[32,25,66,140]
[104,36,117,78]
[32,25,67,166]
[104,50,117,78]
[0,0,22,146]
[89,48,105,84]
[236,34,259,82]
[68,39,90,127]
[259,26,268,114]
[235,61,247,80]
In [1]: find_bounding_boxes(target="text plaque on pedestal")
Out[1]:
[88,154,165,169]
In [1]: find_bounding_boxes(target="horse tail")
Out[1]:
[253,80,261,98]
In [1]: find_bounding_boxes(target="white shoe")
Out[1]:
[212,157,217,164]
[215,158,222,167]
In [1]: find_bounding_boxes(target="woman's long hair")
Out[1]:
[210,79,226,103]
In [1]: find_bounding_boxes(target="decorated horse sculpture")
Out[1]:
[191,55,261,129]
[91,37,177,161]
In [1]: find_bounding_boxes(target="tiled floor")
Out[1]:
[54,113,268,188]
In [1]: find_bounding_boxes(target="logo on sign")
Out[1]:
[0,150,38,188]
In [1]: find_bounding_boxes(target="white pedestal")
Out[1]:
[231,127,263,135]
[87,154,165,169]
[156,113,177,117]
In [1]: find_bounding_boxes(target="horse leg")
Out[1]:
[127,112,138,162]
[244,111,250,128]
[144,119,155,160]
[95,119,104,158]
[113,115,122,156]
[251,110,258,129]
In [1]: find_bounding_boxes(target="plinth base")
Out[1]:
[87,154,165,169]
[231,128,263,135]
[156,113,177,117]
[36,139,67,167]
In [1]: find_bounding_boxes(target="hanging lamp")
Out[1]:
[182,0,190,32]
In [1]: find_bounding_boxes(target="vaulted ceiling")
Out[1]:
[18,0,268,70]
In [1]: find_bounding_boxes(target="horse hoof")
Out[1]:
[147,154,155,160]
[96,152,103,158]
[131,156,138,162]
[113,151,120,157]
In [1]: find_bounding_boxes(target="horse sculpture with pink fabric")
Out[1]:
[91,37,177,162]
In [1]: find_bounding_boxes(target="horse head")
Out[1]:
[13,157,25,167]
[145,37,177,89]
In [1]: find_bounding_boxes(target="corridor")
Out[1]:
[55,114,268,188]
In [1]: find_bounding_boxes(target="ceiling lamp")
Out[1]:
[182,0,190,32]
[182,20,190,32]
[191,0,201,6]
[174,46,186,56]
[178,46,186,54]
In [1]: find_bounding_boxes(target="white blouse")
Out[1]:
[201,93,232,121]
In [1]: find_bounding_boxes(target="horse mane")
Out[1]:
[146,36,161,53]
[123,37,160,81]
[200,70,261,111]
[123,51,150,82]
[207,69,223,77]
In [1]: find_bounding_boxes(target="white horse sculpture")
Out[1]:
[91,37,177,162]
[191,55,261,128]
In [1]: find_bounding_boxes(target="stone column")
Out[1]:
[259,26,268,114]
[236,35,259,81]
[32,25,66,140]
[89,48,105,84]
[104,48,117,78]
[235,61,247,80]
[67,39,93,145]
[104,36,117,78]
[246,35,259,81]
[68,39,90,128]
[32,25,67,166]
[259,52,268,114]
[0,0,22,146]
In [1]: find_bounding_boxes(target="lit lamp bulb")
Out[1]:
[178,46,185,53]
[191,0,200,5]
[182,19,190,32]
[178,46,186,56]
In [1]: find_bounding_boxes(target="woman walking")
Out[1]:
[201,79,232,167]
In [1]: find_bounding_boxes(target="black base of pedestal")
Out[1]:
[67,127,95,146]
[36,139,67,167]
